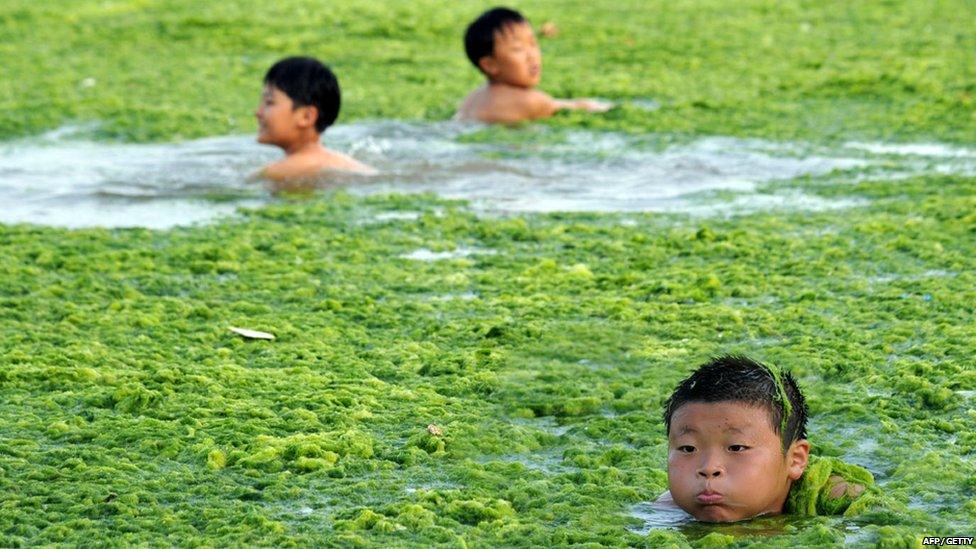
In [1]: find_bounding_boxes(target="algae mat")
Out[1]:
[2,0,976,546]
[1,183,974,546]
[2,0,975,143]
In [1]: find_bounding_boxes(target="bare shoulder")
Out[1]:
[455,86,491,121]
[259,157,304,182]
[324,150,377,175]
[653,490,678,508]
[477,86,558,123]
[260,149,374,182]
[493,87,557,121]
[520,88,558,118]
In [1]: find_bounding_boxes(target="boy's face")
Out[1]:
[255,85,314,148]
[479,22,542,88]
[667,401,809,522]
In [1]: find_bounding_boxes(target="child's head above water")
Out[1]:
[254,57,372,182]
[256,56,340,149]
[456,7,611,123]
[663,355,811,522]
[464,7,540,88]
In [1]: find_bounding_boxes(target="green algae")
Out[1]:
[1,179,974,545]
[2,0,976,143]
[786,455,885,517]
[764,363,794,442]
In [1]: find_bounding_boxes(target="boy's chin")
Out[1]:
[496,75,540,88]
[689,505,746,523]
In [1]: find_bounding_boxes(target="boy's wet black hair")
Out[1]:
[263,56,340,133]
[663,355,808,452]
[464,7,527,70]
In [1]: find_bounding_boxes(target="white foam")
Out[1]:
[865,269,954,284]
[845,141,976,158]
[0,131,274,228]
[342,127,869,214]
[400,247,492,261]
[372,211,422,221]
[427,292,479,301]
[0,197,260,230]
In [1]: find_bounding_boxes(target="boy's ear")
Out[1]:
[478,56,499,78]
[295,105,319,129]
[786,439,810,481]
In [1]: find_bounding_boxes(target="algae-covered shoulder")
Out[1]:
[786,454,898,517]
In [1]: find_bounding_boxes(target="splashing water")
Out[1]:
[2,121,970,229]
[0,127,271,229]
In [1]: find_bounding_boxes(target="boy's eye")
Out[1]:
[677,445,696,453]
[728,445,749,452]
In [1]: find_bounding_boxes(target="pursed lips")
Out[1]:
[695,489,724,504]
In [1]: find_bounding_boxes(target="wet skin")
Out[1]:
[254,85,373,180]
[667,401,809,522]
[455,22,611,123]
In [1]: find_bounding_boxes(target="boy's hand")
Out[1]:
[575,99,614,112]
[827,475,865,500]
[553,98,615,113]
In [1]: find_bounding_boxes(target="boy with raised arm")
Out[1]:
[455,7,611,124]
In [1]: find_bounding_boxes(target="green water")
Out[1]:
[2,0,975,546]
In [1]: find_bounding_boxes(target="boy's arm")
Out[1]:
[552,98,615,113]
[478,90,614,123]
[523,91,613,120]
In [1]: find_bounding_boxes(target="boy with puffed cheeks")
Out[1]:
[254,56,372,183]
[658,355,865,522]
[455,7,611,124]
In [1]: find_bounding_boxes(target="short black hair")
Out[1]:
[663,355,808,452]
[263,56,340,133]
[464,7,527,69]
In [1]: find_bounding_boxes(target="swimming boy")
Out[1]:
[455,7,612,124]
[658,355,871,522]
[255,56,372,182]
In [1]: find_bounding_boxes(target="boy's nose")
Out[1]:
[697,455,724,477]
